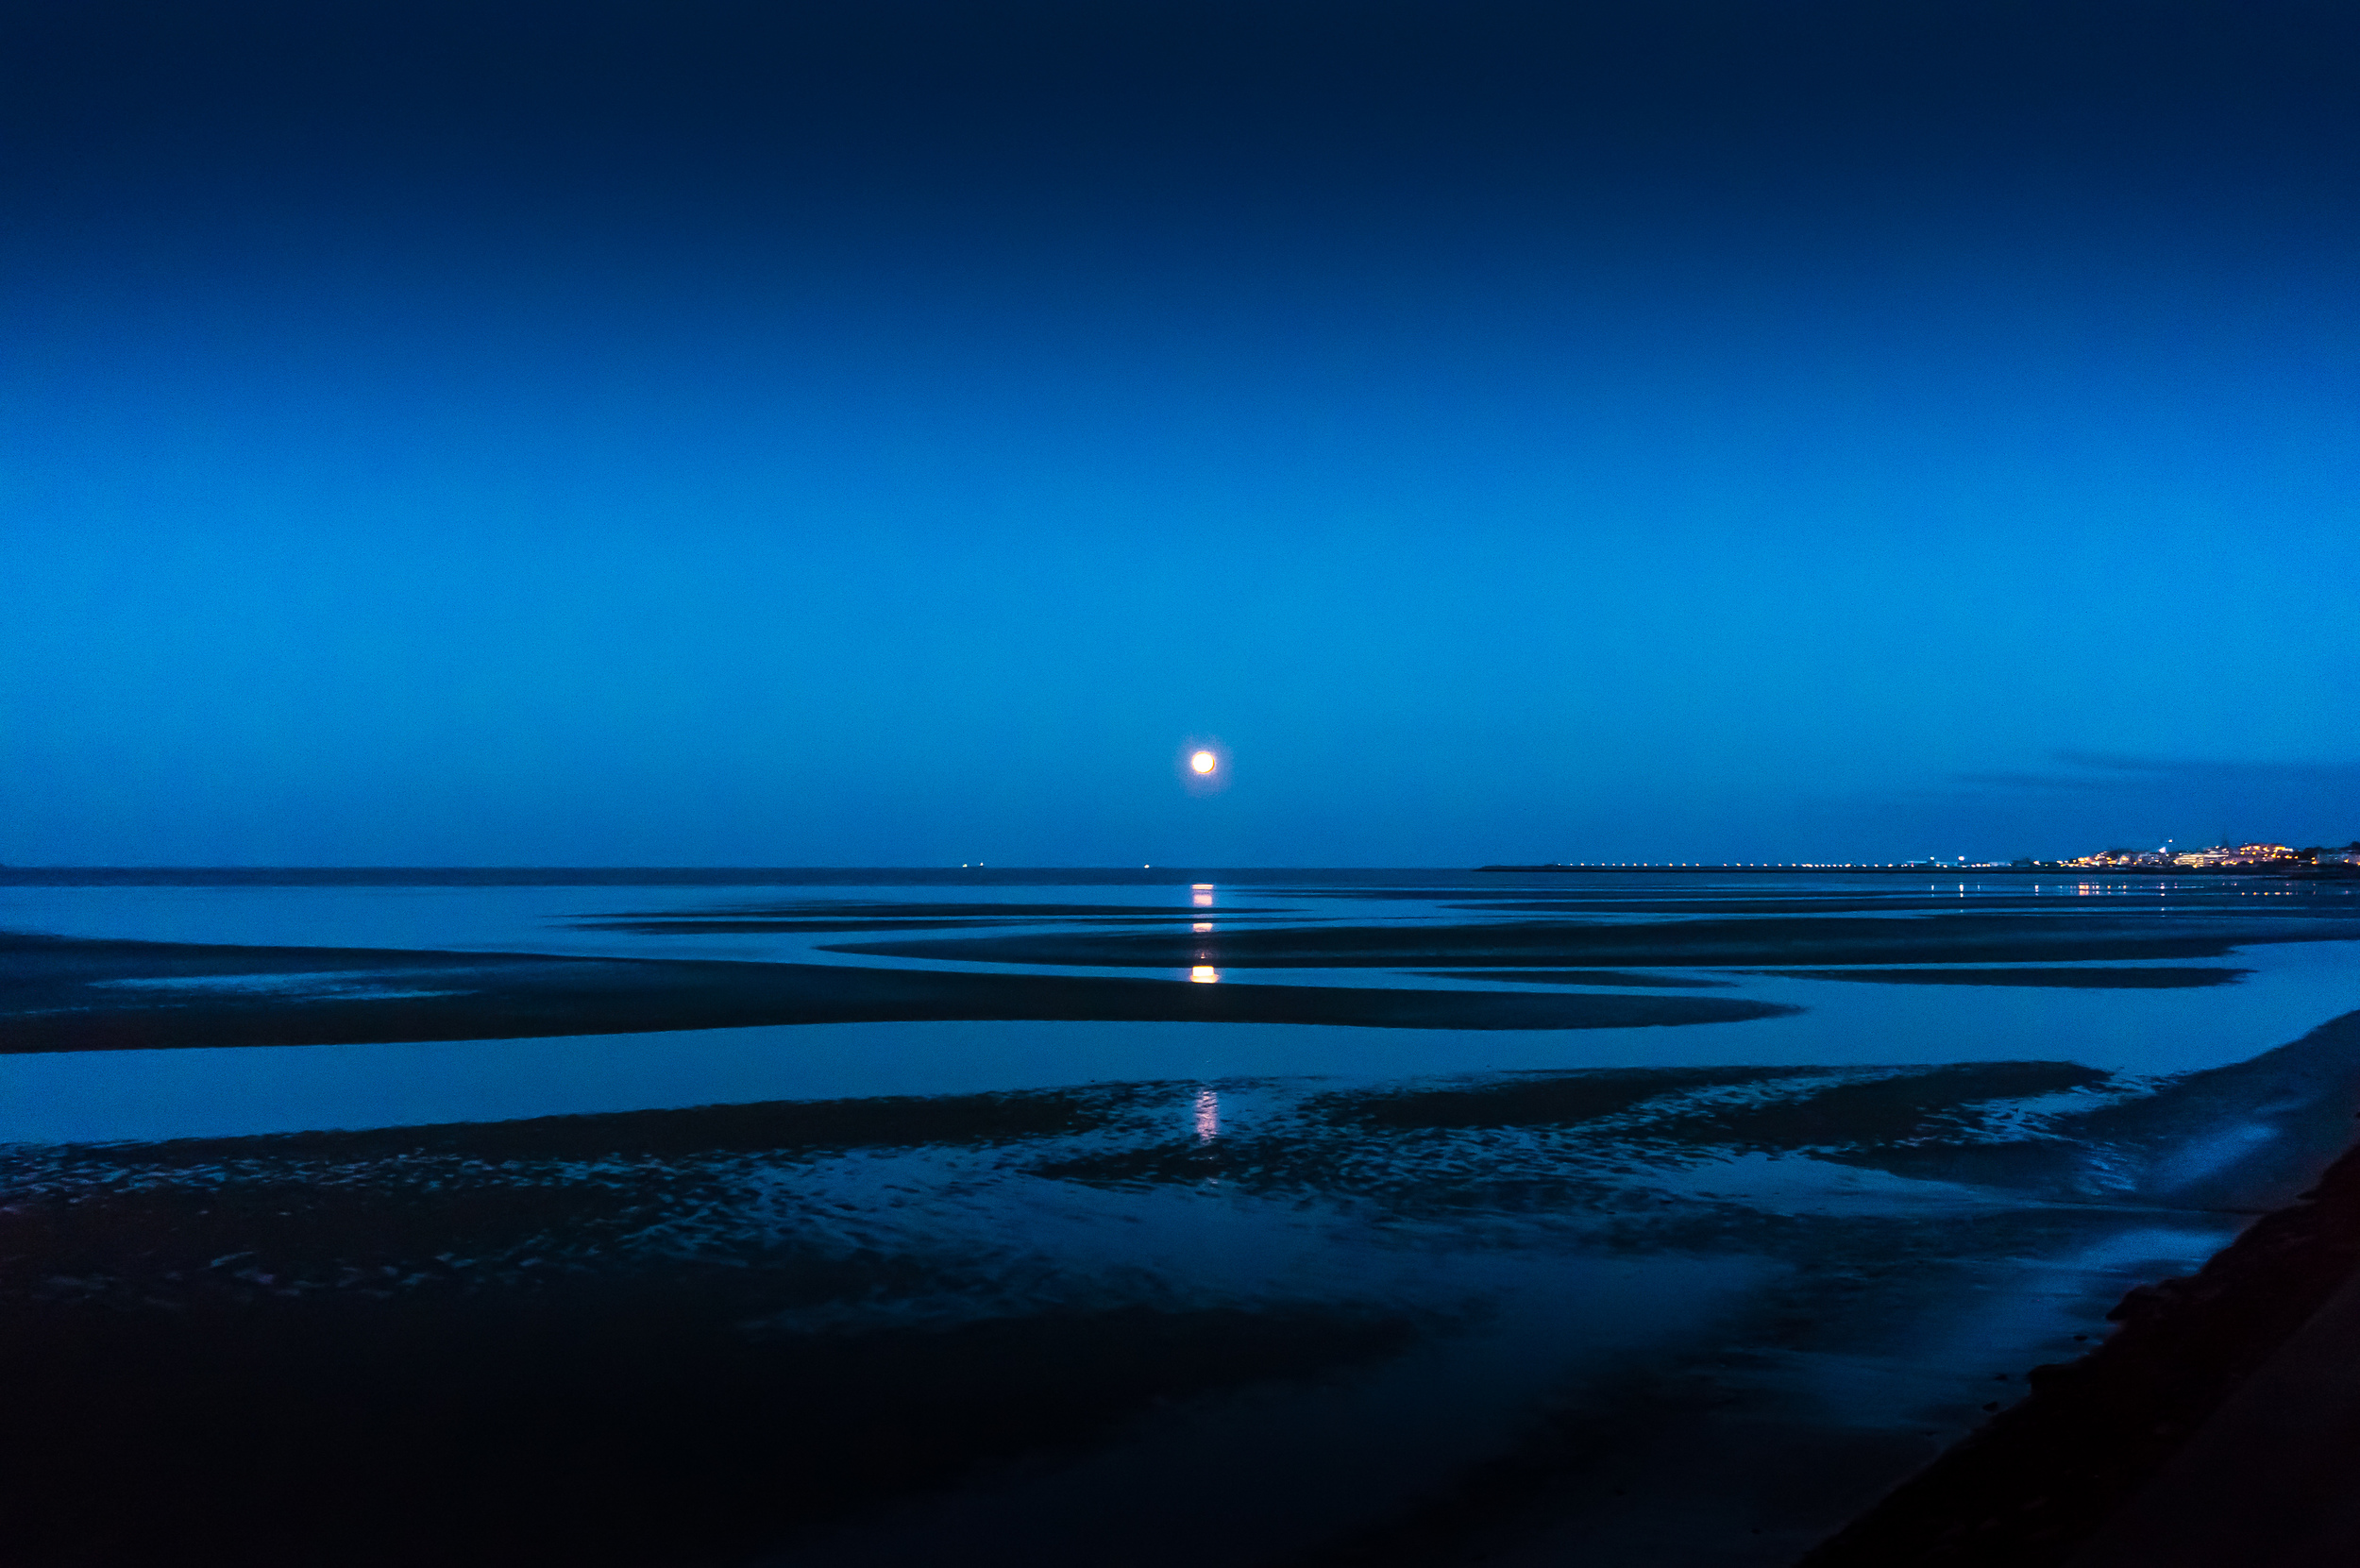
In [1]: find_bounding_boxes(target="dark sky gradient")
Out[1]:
[6,1,2355,865]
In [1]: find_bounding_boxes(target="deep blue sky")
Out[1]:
[5,0,2355,866]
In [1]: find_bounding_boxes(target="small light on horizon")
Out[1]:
[1189,965,1220,983]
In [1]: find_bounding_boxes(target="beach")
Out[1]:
[1804,1017,2360,1565]
[3,869,2356,1565]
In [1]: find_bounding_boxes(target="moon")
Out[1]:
[1189,750,1218,775]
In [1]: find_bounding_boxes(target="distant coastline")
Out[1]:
[1476,862,2360,879]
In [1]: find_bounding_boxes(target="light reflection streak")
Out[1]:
[1189,965,1220,983]
[1194,1087,1219,1142]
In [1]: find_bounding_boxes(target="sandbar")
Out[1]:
[1732,967,2250,988]
[827,912,2359,969]
[0,934,1795,1052]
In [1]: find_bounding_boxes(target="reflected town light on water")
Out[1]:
[1193,922,1212,933]
[1194,1088,1219,1143]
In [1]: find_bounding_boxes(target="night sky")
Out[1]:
[6,0,2355,867]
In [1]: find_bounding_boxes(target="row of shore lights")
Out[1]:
[1586,862,1872,868]
[1580,862,1990,869]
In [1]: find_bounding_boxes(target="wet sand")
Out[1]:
[574,899,1294,935]
[10,1011,2360,1566]
[0,1082,1429,1566]
[1732,968,2251,989]
[1415,969,1735,987]
[828,911,2360,970]
[9,879,2356,1566]
[1799,1011,2360,1567]
[0,934,1794,1052]
[1033,1058,2125,1194]
[1417,966,2250,990]
[0,1060,2215,1568]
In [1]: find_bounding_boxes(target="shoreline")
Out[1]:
[1797,1035,2360,1566]
[1478,864,2360,880]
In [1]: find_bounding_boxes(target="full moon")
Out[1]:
[1189,750,1218,775]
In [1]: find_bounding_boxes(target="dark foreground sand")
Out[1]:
[0,1058,2203,1568]
[0,1084,1423,1567]
[0,934,1793,1051]
[9,1020,2360,1567]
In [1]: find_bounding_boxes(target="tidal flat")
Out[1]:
[2,869,2356,1566]
[825,909,2355,969]
[0,933,1795,1051]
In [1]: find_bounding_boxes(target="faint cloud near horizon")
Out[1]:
[1920,750,2360,854]
[1953,751,2360,793]
[1945,768,2120,793]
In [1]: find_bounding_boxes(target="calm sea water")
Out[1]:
[4,869,2356,1564]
